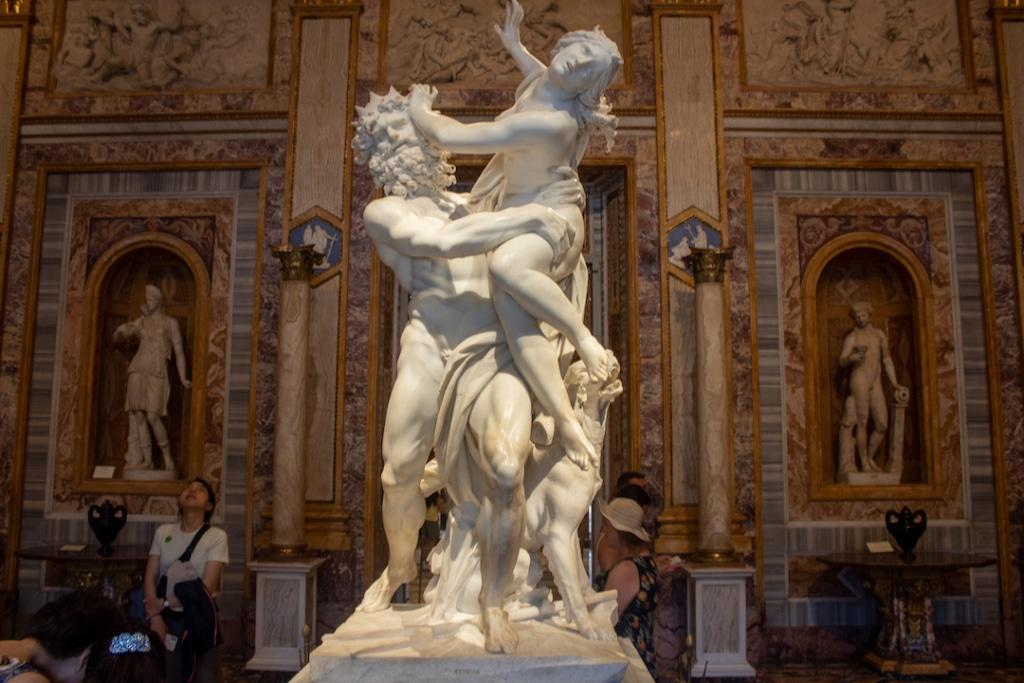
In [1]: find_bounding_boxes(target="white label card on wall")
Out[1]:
[866,540,895,554]
[92,466,116,479]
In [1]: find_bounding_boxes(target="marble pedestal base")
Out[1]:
[294,598,653,683]
[247,557,326,672]
[683,563,755,679]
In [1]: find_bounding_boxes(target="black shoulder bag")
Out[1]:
[156,524,210,600]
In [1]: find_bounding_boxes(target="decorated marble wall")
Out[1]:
[0,0,1022,678]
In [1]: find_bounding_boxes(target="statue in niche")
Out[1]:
[113,284,191,480]
[349,0,623,654]
[837,301,910,485]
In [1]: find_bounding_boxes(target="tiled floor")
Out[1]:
[753,663,1024,683]
[224,660,1024,682]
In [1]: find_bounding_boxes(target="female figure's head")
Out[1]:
[599,497,651,555]
[546,28,623,149]
[179,477,216,523]
[84,623,165,683]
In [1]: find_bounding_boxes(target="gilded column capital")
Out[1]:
[0,0,30,16]
[683,246,734,284]
[273,244,323,281]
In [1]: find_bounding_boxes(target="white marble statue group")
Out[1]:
[351,0,624,654]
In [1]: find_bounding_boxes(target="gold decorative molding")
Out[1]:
[723,108,1003,122]
[651,1,721,8]
[0,0,30,16]
[273,244,323,281]
[684,247,734,284]
[993,0,1024,10]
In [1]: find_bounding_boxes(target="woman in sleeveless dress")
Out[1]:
[597,497,659,678]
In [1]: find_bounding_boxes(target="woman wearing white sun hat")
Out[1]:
[598,497,658,677]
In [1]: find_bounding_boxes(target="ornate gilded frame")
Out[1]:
[72,232,212,496]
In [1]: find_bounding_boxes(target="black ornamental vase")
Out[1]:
[885,506,927,561]
[88,501,127,557]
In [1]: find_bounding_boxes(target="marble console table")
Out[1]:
[817,551,995,676]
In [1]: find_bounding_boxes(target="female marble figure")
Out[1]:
[408,0,622,472]
[837,301,908,475]
[114,284,191,473]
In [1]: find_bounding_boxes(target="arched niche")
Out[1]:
[76,234,210,492]
[801,233,942,501]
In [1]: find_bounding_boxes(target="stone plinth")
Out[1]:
[247,556,327,672]
[683,563,755,679]
[295,600,654,683]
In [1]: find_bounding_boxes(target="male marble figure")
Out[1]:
[352,88,591,652]
[113,284,191,473]
[352,0,623,652]
[837,301,908,474]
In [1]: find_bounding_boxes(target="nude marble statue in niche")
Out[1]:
[836,301,910,485]
[113,284,191,480]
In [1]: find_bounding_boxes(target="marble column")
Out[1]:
[271,245,323,552]
[683,247,735,562]
[653,0,731,555]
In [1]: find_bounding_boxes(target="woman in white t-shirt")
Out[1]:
[143,478,228,683]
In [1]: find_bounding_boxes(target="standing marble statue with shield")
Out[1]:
[114,283,191,477]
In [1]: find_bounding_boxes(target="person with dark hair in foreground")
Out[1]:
[0,590,122,683]
[84,621,165,683]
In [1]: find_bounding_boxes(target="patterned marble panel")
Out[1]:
[0,26,21,219]
[291,17,351,220]
[659,15,719,222]
[701,583,740,653]
[1006,22,1024,216]
[262,577,301,648]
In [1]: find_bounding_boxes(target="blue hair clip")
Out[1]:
[109,632,151,654]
